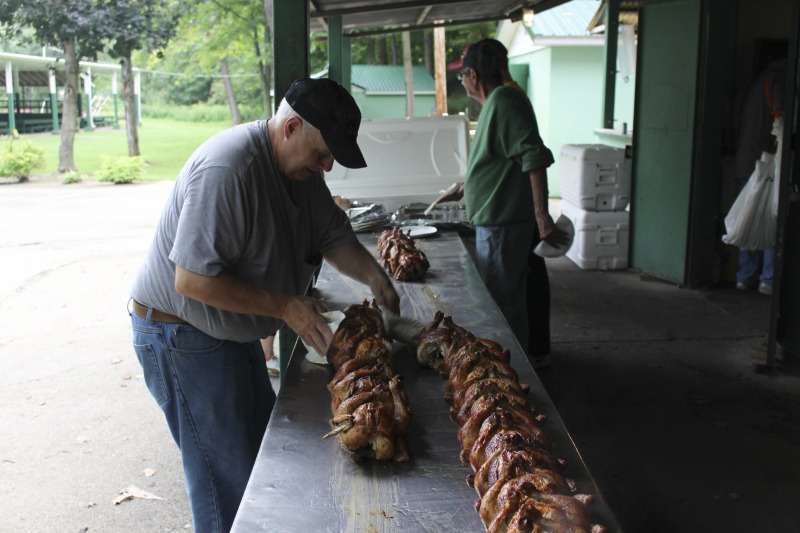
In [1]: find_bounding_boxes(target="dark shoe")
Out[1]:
[758,281,773,296]
[266,356,280,377]
[531,353,552,370]
[736,281,757,291]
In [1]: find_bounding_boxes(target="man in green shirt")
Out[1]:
[445,41,567,369]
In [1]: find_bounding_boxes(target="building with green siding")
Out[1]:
[496,0,636,197]
[349,64,437,120]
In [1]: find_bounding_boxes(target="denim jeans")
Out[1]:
[738,248,774,284]
[735,178,774,284]
[130,312,275,533]
[475,222,535,351]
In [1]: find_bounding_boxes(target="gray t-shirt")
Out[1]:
[131,120,357,342]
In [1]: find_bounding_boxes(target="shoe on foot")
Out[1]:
[736,281,757,291]
[266,356,280,377]
[758,281,773,295]
[531,353,552,370]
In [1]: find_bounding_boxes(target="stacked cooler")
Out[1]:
[558,144,631,270]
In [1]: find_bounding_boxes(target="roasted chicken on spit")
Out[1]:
[377,227,430,281]
[322,300,411,462]
[416,313,606,533]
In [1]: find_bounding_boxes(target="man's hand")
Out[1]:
[280,296,332,356]
[332,195,352,211]
[370,277,400,314]
[437,182,464,203]
[537,214,570,249]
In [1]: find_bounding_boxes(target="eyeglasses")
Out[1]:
[457,69,471,81]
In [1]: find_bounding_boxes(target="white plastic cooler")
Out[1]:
[560,200,629,270]
[558,144,631,211]
[325,115,470,212]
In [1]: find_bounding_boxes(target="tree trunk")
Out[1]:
[253,30,269,117]
[423,29,433,75]
[120,54,140,156]
[221,58,242,126]
[378,38,388,64]
[58,37,78,173]
[261,0,274,116]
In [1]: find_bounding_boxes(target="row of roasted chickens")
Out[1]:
[417,312,606,533]
[320,227,428,460]
[322,229,604,532]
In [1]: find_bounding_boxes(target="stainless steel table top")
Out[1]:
[232,230,621,533]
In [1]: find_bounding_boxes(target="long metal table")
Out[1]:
[232,230,621,532]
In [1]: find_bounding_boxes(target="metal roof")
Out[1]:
[309,0,576,36]
[525,0,600,38]
[351,64,435,93]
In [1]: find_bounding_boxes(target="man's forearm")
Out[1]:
[174,265,289,319]
[324,241,399,312]
[529,167,551,218]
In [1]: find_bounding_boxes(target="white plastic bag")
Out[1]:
[722,152,776,250]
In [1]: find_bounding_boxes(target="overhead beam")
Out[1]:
[311,0,476,18]
[326,0,576,37]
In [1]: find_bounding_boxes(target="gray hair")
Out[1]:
[274,99,319,138]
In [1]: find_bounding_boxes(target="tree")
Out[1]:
[0,0,106,173]
[153,0,272,121]
[100,0,183,157]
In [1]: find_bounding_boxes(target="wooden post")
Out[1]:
[402,31,415,117]
[48,68,59,133]
[5,62,16,135]
[433,26,447,115]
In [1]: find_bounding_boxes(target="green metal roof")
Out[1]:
[351,64,435,94]
[527,0,601,38]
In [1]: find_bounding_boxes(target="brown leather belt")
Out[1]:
[132,300,187,324]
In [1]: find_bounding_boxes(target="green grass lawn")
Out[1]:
[20,118,232,181]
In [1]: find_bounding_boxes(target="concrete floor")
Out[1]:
[1,177,798,532]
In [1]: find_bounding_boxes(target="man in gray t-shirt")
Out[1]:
[130,78,399,533]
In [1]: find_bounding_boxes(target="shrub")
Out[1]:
[0,136,46,180]
[61,170,83,184]
[96,156,145,184]
[143,103,265,123]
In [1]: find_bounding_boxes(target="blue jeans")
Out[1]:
[735,178,774,284]
[475,223,535,351]
[130,312,275,533]
[738,248,774,284]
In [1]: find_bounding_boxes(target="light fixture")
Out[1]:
[522,8,535,28]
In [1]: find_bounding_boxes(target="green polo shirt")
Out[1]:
[464,86,554,226]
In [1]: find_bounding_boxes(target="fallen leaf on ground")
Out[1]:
[113,485,163,505]
[111,358,123,365]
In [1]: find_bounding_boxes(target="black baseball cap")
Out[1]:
[285,78,367,169]
[447,41,504,76]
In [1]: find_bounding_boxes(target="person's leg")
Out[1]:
[758,247,775,294]
[761,248,774,282]
[736,249,762,288]
[131,314,275,533]
[474,224,533,351]
[527,247,551,358]
[261,336,274,360]
[261,335,279,376]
